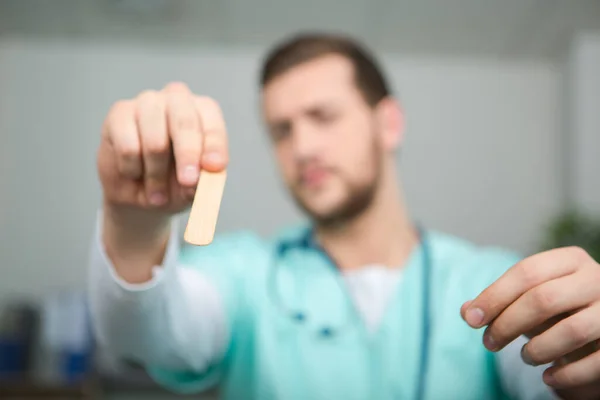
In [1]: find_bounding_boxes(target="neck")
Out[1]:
[315,169,418,271]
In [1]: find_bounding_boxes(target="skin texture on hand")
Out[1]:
[460,246,600,397]
[97,82,229,282]
[101,202,171,283]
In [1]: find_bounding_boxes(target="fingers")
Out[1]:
[522,302,600,367]
[462,248,583,328]
[165,83,203,187]
[103,82,228,209]
[482,270,600,351]
[543,342,600,389]
[194,96,229,172]
[106,100,142,179]
[136,90,170,205]
[523,313,564,339]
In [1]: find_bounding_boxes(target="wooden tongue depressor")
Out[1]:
[184,169,227,246]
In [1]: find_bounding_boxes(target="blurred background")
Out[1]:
[0,0,599,398]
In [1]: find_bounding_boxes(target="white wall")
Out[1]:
[0,38,562,302]
[567,32,600,213]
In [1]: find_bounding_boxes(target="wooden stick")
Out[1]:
[184,170,227,246]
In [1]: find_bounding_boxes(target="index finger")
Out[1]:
[462,247,582,328]
[194,96,228,172]
[165,84,203,187]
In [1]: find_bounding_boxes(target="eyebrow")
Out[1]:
[277,101,338,121]
[268,119,291,134]
[267,99,341,129]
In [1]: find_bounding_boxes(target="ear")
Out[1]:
[375,97,404,151]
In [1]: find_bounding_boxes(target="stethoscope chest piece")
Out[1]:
[291,311,336,339]
[292,312,306,322]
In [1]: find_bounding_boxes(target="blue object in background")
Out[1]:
[0,336,27,377]
[63,349,92,383]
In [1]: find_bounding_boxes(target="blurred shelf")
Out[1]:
[0,377,101,399]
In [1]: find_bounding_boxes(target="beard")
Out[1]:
[290,144,382,229]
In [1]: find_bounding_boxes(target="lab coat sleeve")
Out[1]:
[495,336,561,400]
[87,211,228,375]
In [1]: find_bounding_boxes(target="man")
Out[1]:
[89,33,600,399]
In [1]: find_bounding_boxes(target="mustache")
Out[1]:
[295,163,337,182]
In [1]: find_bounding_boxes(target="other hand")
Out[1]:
[461,247,600,394]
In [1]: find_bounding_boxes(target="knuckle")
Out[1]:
[136,90,163,109]
[110,99,133,114]
[145,140,170,156]
[205,130,229,149]
[518,262,542,287]
[105,101,134,135]
[591,270,600,291]
[164,81,190,93]
[554,368,578,388]
[530,286,559,313]
[118,145,140,161]
[195,95,226,125]
[566,246,590,263]
[172,115,197,132]
[137,89,159,102]
[196,95,221,111]
[146,177,167,185]
[203,132,226,149]
[145,166,168,180]
[107,100,134,125]
[120,164,142,179]
[566,318,593,348]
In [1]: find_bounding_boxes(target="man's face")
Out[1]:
[262,54,395,226]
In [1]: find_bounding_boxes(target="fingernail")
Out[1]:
[521,345,535,366]
[461,300,473,317]
[484,332,498,351]
[465,307,485,327]
[203,152,223,166]
[182,165,199,183]
[544,371,557,387]
[149,192,167,206]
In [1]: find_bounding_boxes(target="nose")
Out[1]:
[291,121,322,161]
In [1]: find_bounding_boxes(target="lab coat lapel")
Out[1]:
[379,244,427,399]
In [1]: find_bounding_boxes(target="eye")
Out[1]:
[313,109,337,125]
[270,123,291,142]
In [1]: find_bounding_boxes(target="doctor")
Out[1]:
[89,33,600,399]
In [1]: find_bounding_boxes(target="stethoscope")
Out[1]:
[268,225,432,400]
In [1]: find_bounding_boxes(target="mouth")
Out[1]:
[299,167,330,188]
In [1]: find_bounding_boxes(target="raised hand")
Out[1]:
[98,81,228,215]
[461,247,600,398]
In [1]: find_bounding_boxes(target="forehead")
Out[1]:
[261,54,363,120]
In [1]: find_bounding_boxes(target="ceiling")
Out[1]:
[1,0,600,61]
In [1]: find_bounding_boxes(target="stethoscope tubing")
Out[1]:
[268,226,432,400]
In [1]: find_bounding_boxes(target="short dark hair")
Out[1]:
[260,32,391,106]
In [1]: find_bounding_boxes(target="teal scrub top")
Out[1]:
[147,224,522,400]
